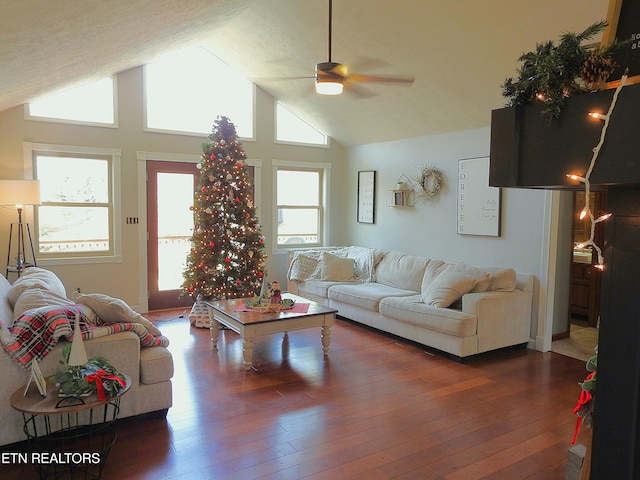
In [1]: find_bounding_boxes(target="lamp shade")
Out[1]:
[0,180,41,207]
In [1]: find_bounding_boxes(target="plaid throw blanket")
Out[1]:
[1,305,169,368]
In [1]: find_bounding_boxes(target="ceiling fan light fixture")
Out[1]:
[315,61,344,95]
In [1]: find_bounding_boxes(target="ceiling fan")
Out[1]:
[314,0,414,95]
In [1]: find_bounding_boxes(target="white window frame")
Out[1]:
[24,77,118,128]
[274,101,329,148]
[272,159,331,254]
[25,142,122,265]
[143,47,256,141]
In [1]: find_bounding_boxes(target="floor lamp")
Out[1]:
[0,180,41,277]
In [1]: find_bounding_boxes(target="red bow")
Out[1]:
[571,371,595,444]
[86,370,126,401]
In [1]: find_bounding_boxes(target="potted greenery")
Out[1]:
[50,344,127,401]
[572,351,597,443]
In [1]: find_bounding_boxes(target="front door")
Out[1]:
[146,161,198,311]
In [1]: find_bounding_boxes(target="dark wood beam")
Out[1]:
[490,82,640,189]
[490,83,640,479]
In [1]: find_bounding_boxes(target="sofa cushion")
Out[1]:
[72,292,162,337]
[422,269,477,307]
[319,251,356,281]
[375,251,429,291]
[328,282,416,312]
[12,288,76,324]
[487,268,517,291]
[140,346,174,384]
[297,279,355,299]
[380,295,477,337]
[7,267,67,308]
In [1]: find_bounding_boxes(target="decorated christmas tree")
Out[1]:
[182,116,266,300]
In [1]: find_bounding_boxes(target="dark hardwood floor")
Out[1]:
[3,309,592,479]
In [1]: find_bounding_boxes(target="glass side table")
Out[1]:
[10,374,131,480]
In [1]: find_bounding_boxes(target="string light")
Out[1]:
[588,112,608,120]
[565,174,587,183]
[566,72,629,271]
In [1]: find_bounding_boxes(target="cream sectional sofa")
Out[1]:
[287,247,534,361]
[0,268,174,447]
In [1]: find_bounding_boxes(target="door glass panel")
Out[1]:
[157,172,194,291]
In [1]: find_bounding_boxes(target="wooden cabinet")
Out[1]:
[569,191,605,327]
[570,262,601,326]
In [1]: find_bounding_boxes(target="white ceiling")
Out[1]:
[0,0,609,146]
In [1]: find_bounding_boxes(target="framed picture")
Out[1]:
[357,170,376,223]
[603,0,640,82]
[457,157,501,236]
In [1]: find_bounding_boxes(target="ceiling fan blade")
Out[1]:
[347,73,415,85]
[343,83,377,99]
[251,75,315,83]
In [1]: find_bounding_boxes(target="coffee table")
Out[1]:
[205,293,337,370]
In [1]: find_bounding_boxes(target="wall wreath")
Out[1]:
[414,165,443,203]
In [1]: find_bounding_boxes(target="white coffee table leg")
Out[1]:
[321,325,331,355]
[242,336,254,370]
[210,320,220,348]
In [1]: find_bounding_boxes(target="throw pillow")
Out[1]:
[319,251,355,282]
[420,260,447,293]
[72,292,162,337]
[289,253,319,281]
[488,268,517,291]
[452,262,491,293]
[7,267,67,308]
[422,270,477,308]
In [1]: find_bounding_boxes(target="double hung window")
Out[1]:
[29,143,121,263]
[274,161,330,249]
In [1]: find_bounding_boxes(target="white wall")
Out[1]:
[0,66,347,311]
[344,127,569,347]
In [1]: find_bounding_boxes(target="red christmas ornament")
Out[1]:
[236,279,241,285]
[209,241,215,247]
[258,271,263,278]
[199,262,206,268]
[189,286,194,292]
[237,162,243,168]
[201,186,207,193]
[235,197,240,203]
[210,154,216,160]
[189,205,194,211]
[225,257,231,263]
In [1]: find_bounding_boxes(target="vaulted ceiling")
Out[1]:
[0,0,608,146]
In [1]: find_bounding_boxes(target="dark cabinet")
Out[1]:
[570,262,600,326]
